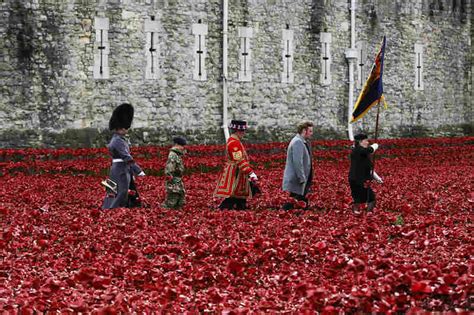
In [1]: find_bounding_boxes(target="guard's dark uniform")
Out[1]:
[102,103,143,209]
[348,145,376,204]
[102,134,143,209]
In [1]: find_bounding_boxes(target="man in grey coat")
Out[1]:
[282,121,314,210]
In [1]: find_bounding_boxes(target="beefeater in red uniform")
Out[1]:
[215,120,258,210]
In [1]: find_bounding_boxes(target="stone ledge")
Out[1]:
[0,124,472,148]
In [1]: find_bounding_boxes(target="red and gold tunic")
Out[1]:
[214,134,254,199]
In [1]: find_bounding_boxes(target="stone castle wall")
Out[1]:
[0,0,471,147]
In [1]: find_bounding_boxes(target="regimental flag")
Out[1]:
[351,36,387,123]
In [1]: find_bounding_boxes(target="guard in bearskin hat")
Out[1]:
[102,103,145,209]
[348,133,383,213]
[214,120,259,210]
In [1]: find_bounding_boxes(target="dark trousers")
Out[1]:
[102,164,131,209]
[102,172,141,209]
[219,197,247,210]
[349,180,375,204]
[127,176,141,208]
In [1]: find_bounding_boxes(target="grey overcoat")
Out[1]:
[282,134,312,195]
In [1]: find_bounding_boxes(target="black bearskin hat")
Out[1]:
[109,103,134,131]
[229,120,247,130]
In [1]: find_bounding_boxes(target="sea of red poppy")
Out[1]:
[1,137,473,312]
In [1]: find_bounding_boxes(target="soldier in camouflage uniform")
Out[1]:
[162,136,187,209]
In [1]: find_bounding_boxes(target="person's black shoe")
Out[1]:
[367,201,376,212]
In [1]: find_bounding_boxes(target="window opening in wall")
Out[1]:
[281,24,294,84]
[192,19,208,81]
[99,30,105,74]
[93,17,109,79]
[320,32,332,85]
[145,15,159,79]
[414,43,424,90]
[197,19,203,77]
[356,41,367,89]
[238,24,253,82]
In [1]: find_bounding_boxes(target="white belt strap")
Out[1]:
[112,158,124,163]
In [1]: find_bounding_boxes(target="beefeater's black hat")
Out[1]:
[229,120,247,131]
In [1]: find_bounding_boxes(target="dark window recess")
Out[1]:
[98,29,106,74]
[242,38,248,75]
[197,35,203,76]
[149,32,156,73]
[285,40,291,79]
[323,43,329,80]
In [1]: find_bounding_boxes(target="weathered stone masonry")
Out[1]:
[0,0,471,147]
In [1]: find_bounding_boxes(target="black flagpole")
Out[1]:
[370,99,381,178]
[368,99,381,205]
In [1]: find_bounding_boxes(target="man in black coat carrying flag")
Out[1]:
[348,133,383,213]
[102,103,145,209]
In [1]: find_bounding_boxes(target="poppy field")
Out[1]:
[1,137,473,312]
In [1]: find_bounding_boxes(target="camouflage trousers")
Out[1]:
[162,191,185,209]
